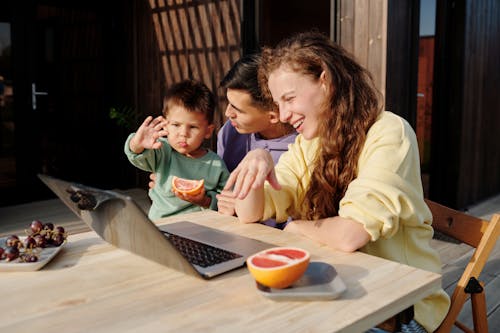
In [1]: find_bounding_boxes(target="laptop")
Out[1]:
[38,174,275,279]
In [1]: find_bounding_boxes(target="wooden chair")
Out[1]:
[425,199,500,333]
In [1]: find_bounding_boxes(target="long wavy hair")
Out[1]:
[259,31,383,219]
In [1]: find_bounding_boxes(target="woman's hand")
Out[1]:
[224,149,281,200]
[129,116,168,154]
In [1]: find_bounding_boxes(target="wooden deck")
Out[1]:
[1,189,499,332]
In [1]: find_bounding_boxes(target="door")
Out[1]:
[0,11,15,205]
[1,1,135,206]
[242,0,332,53]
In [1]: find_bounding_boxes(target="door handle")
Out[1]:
[32,83,48,110]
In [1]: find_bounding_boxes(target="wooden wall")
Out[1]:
[146,0,242,136]
[432,0,500,209]
[383,1,420,124]
[417,37,434,174]
[337,0,388,99]
[142,0,389,130]
[458,0,500,207]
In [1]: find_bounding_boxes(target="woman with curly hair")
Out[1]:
[225,31,450,333]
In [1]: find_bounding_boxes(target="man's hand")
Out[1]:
[149,173,157,190]
[216,190,236,216]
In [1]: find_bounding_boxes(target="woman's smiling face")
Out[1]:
[268,66,327,140]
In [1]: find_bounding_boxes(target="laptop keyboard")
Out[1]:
[163,232,243,268]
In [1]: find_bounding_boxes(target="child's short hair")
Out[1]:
[162,79,216,123]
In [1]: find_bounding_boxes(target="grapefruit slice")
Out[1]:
[171,176,204,195]
[246,247,310,289]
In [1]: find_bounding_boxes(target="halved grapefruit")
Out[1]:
[246,247,310,289]
[171,176,204,195]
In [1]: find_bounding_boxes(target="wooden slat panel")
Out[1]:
[458,0,500,206]
[432,0,500,208]
[338,0,355,52]
[416,37,434,168]
[148,0,241,138]
[338,0,387,99]
[366,0,387,98]
[353,0,369,65]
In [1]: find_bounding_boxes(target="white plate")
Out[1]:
[0,236,66,272]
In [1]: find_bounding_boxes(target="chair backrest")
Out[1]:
[425,199,500,333]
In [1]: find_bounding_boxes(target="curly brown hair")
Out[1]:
[259,31,383,219]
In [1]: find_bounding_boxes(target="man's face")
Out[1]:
[224,89,273,134]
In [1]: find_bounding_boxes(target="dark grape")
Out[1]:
[20,253,38,263]
[30,220,44,234]
[23,236,37,249]
[43,222,54,231]
[34,234,47,248]
[4,246,19,261]
[52,233,65,247]
[5,235,20,248]
[26,254,38,262]
[54,226,65,235]
[44,232,53,243]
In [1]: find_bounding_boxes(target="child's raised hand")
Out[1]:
[129,116,168,153]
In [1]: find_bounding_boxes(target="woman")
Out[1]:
[225,32,450,332]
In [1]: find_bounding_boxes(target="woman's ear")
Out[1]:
[319,70,332,94]
[320,70,327,81]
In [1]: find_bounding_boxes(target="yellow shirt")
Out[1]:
[263,111,450,332]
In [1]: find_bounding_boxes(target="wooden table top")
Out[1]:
[0,210,442,333]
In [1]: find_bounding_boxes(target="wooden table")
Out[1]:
[0,210,442,333]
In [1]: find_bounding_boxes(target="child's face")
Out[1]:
[165,105,214,157]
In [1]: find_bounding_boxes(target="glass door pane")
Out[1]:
[0,22,15,204]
